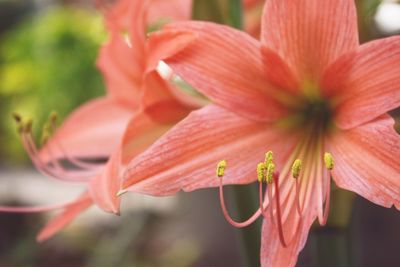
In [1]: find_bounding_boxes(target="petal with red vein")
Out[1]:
[121,113,171,165]
[261,0,358,82]
[121,104,190,165]
[146,30,197,73]
[123,105,299,196]
[261,45,299,95]
[260,210,314,267]
[328,115,400,209]
[36,193,92,242]
[89,151,122,213]
[141,71,193,119]
[97,32,143,106]
[105,0,147,51]
[261,153,325,267]
[40,97,134,162]
[322,36,400,129]
[163,21,289,122]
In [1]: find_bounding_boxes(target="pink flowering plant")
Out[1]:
[1,0,399,266]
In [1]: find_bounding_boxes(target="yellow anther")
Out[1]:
[41,133,50,145]
[266,163,275,184]
[257,162,265,183]
[264,151,274,168]
[12,112,22,123]
[41,124,51,145]
[49,111,58,123]
[216,160,227,177]
[291,159,302,179]
[324,152,334,170]
[23,119,33,133]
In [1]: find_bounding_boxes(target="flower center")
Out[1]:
[281,98,335,135]
[302,99,332,125]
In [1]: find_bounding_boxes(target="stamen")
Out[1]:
[12,115,94,182]
[23,118,33,134]
[291,159,303,216]
[0,200,77,213]
[216,160,227,178]
[324,152,334,170]
[271,173,288,247]
[291,159,302,179]
[318,152,334,226]
[41,122,51,145]
[46,112,103,170]
[257,162,265,182]
[22,131,92,182]
[269,172,302,248]
[216,161,262,228]
[265,162,275,184]
[12,112,22,123]
[264,151,273,168]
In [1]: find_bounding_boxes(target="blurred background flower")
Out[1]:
[0,0,399,266]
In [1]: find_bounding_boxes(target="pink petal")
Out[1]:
[40,97,134,162]
[322,36,400,129]
[146,30,197,73]
[88,151,122,214]
[328,114,400,209]
[260,214,313,267]
[261,45,300,95]
[148,0,192,23]
[97,31,143,106]
[120,72,193,164]
[122,105,299,195]
[120,110,179,165]
[163,21,290,122]
[36,193,92,242]
[261,153,327,266]
[261,0,359,82]
[105,0,147,51]
[141,71,194,121]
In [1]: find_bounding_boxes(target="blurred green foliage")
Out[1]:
[356,0,382,42]
[0,6,106,164]
[192,0,243,29]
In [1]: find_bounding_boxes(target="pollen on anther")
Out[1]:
[257,162,265,182]
[266,163,275,184]
[264,151,273,168]
[50,111,58,122]
[216,160,227,177]
[324,152,334,170]
[12,112,22,123]
[23,119,33,133]
[291,159,302,179]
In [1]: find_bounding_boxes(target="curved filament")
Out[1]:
[268,173,303,248]
[21,133,94,182]
[0,199,77,213]
[294,177,303,216]
[318,173,332,226]
[49,121,104,170]
[218,177,262,228]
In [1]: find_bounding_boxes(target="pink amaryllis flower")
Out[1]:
[0,0,196,241]
[121,0,400,266]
